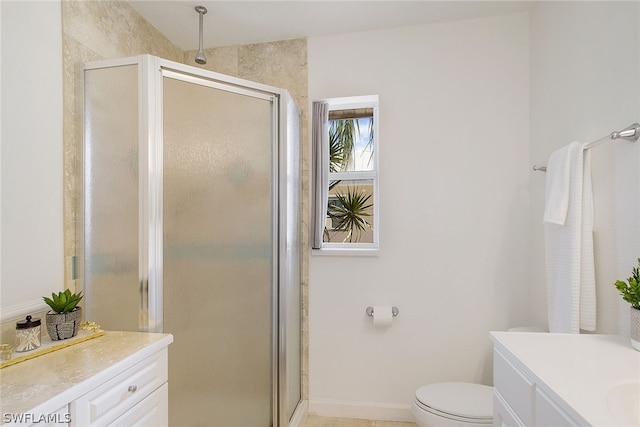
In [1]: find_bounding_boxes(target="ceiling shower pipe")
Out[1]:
[194,5,208,64]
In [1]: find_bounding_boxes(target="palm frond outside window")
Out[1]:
[324,106,376,244]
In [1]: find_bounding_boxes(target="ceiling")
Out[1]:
[127,0,533,51]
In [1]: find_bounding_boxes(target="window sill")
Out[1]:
[311,247,379,257]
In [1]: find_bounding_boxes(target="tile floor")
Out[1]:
[304,415,417,427]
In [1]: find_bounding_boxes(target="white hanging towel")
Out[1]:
[544,141,596,333]
[543,144,572,225]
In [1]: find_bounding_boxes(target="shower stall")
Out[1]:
[76,55,301,427]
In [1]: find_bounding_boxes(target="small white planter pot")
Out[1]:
[631,307,640,351]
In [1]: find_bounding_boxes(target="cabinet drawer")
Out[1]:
[71,348,167,426]
[494,389,525,427]
[493,349,534,426]
[109,383,168,427]
[535,388,579,427]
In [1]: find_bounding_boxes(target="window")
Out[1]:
[311,95,379,251]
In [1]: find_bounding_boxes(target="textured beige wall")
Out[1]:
[61,0,183,276]
[61,0,309,400]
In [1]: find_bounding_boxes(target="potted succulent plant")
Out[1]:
[43,289,83,341]
[614,258,640,351]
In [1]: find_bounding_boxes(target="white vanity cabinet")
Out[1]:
[492,347,581,427]
[70,347,168,426]
[490,332,640,427]
[0,332,172,427]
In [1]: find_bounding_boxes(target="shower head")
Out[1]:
[194,5,208,65]
[195,50,207,65]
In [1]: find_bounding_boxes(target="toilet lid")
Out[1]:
[415,382,493,420]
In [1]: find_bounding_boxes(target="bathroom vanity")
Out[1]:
[491,331,640,427]
[0,331,172,426]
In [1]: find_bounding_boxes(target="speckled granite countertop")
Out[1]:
[0,331,173,420]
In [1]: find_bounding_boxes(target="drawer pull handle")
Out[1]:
[128,385,138,393]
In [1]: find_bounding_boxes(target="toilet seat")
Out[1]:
[414,382,493,423]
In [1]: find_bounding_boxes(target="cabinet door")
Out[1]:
[109,383,168,427]
[26,406,70,427]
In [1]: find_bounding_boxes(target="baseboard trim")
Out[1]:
[308,399,414,422]
[289,399,309,427]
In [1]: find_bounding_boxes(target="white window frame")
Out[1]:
[314,95,379,255]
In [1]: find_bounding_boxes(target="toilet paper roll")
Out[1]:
[372,305,393,327]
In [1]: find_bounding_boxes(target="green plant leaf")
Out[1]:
[64,300,79,313]
[43,290,83,314]
[614,258,640,309]
[329,119,356,173]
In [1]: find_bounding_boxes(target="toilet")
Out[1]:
[412,326,546,426]
[411,382,493,427]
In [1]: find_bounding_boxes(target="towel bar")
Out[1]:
[533,122,639,172]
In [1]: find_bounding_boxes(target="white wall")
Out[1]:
[529,2,640,335]
[308,12,530,419]
[0,1,64,319]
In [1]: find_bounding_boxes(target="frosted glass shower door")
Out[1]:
[162,73,275,427]
[81,64,142,332]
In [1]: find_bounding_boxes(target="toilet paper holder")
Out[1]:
[365,306,399,317]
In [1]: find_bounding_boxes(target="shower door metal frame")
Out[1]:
[78,55,301,427]
[153,60,282,427]
[147,63,280,336]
